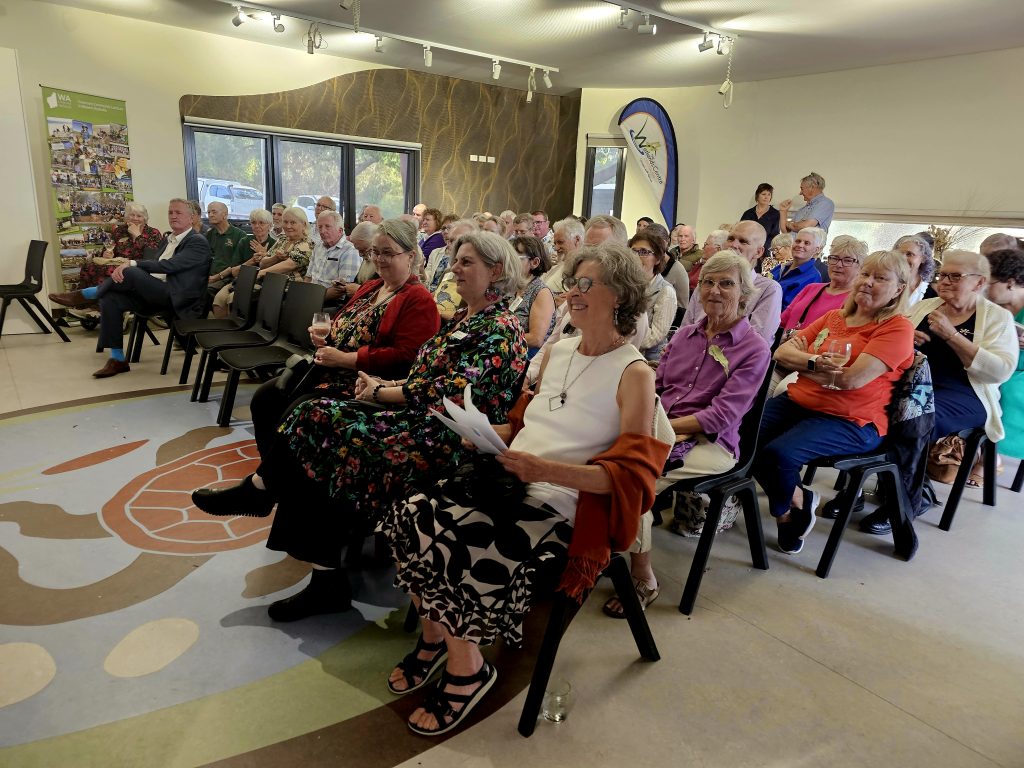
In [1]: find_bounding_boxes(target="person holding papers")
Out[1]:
[191,231,527,622]
[378,241,671,737]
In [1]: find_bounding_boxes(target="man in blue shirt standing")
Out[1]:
[779,172,835,234]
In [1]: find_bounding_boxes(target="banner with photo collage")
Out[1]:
[41,86,132,291]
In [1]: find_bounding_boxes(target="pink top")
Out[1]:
[779,283,848,332]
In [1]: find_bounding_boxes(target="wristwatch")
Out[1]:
[806,355,819,372]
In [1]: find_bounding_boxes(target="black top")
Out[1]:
[740,205,781,251]
[915,313,979,398]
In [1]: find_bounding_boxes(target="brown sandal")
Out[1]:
[602,577,659,619]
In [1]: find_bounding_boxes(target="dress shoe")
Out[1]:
[858,509,892,535]
[191,474,274,518]
[818,491,865,520]
[268,568,352,622]
[49,290,90,308]
[92,358,131,378]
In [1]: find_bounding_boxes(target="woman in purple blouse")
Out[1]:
[603,250,771,617]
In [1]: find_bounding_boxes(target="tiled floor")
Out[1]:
[2,327,1023,768]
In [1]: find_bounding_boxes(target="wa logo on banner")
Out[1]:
[617,98,679,228]
[46,91,71,110]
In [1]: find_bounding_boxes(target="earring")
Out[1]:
[484,284,500,302]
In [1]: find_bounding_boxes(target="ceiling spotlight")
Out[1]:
[698,32,714,52]
[617,6,632,30]
[717,37,733,55]
[423,45,432,67]
[272,13,284,33]
[542,69,552,89]
[338,0,354,9]
[374,35,383,53]
[637,13,656,35]
[231,6,246,26]
[491,59,501,80]
[526,68,536,103]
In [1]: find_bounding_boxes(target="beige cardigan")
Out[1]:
[908,296,1018,441]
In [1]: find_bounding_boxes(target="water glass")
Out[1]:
[542,678,574,723]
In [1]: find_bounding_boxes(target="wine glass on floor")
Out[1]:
[822,340,852,390]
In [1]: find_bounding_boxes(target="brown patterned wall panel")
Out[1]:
[180,69,580,218]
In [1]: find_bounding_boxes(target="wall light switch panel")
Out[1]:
[469,154,478,162]
[487,156,495,163]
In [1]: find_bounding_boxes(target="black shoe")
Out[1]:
[818,491,865,520]
[267,568,352,622]
[777,520,803,554]
[859,509,892,535]
[191,474,274,517]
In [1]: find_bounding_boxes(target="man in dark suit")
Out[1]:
[50,198,212,377]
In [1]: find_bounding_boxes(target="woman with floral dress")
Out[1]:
[192,230,527,621]
[76,202,162,289]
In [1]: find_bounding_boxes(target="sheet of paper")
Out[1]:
[430,384,508,455]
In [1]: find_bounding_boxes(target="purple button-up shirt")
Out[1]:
[682,273,781,345]
[656,316,771,460]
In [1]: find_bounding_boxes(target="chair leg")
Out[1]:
[13,296,50,335]
[160,328,175,375]
[816,466,868,579]
[939,433,985,532]
[402,601,419,633]
[517,594,573,737]
[0,298,9,337]
[738,482,768,571]
[678,490,725,616]
[1012,461,1024,493]
[802,465,817,485]
[833,469,847,491]
[144,324,160,346]
[127,318,143,362]
[190,350,208,401]
[178,336,196,385]
[983,438,996,507]
[217,369,241,427]
[199,351,218,402]
[22,297,71,341]
[607,555,659,661]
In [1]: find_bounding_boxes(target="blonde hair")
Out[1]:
[842,250,911,323]
[283,206,310,237]
[828,234,868,262]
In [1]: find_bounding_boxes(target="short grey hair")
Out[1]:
[801,172,826,190]
[317,210,344,228]
[283,206,310,237]
[563,242,648,337]
[271,203,287,213]
[770,233,794,250]
[699,250,757,313]
[585,215,629,245]
[829,234,868,262]
[942,249,990,280]
[449,218,479,237]
[979,233,1019,255]
[378,217,424,273]
[124,201,149,221]
[451,231,524,298]
[348,221,377,244]
[799,226,827,249]
[552,217,584,241]
[249,208,273,226]
[894,234,936,282]
[707,229,729,248]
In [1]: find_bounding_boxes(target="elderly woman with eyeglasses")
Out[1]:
[780,235,869,338]
[192,231,528,622]
[894,234,938,306]
[629,231,677,361]
[772,226,828,309]
[907,250,1017,472]
[760,233,794,277]
[511,235,557,357]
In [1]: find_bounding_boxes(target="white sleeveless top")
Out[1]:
[510,336,645,524]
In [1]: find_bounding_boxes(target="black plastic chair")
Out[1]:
[655,362,776,616]
[939,427,996,531]
[1012,462,1024,494]
[161,265,260,383]
[0,240,70,342]
[215,281,326,427]
[93,312,161,359]
[190,273,288,403]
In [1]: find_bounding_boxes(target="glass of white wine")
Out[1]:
[310,312,331,345]
[822,340,852,390]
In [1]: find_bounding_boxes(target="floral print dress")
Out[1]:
[279,300,527,525]
[77,224,163,288]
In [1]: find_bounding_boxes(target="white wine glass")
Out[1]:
[822,340,852,390]
[311,312,331,344]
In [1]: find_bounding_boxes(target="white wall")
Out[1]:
[575,46,1024,239]
[0,0,382,288]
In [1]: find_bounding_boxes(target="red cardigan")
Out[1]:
[340,276,441,380]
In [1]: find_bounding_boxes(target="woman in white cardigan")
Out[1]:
[907,250,1018,444]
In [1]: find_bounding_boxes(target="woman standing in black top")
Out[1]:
[741,182,781,250]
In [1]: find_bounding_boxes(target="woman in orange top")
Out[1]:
[753,250,915,555]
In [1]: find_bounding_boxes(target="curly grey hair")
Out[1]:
[563,242,648,337]
[894,234,936,283]
[699,250,757,314]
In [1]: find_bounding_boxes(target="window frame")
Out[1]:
[581,145,626,220]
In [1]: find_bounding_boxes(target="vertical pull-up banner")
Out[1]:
[618,98,678,227]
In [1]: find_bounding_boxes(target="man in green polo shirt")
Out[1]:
[205,202,246,277]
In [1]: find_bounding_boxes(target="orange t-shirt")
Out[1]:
[788,310,914,436]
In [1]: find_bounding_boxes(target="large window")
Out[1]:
[184,125,418,229]
[829,218,1024,254]
[582,145,626,219]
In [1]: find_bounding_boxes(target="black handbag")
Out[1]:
[274,353,319,397]
[439,454,526,511]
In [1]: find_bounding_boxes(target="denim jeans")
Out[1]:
[753,395,882,518]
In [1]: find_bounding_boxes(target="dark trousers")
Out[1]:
[931,385,987,441]
[249,377,324,459]
[96,267,172,350]
[753,394,883,518]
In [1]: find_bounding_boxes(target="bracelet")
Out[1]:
[371,383,386,403]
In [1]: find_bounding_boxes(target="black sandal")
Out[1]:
[408,661,498,737]
[386,635,448,695]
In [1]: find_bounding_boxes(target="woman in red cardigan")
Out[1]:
[247,219,441,457]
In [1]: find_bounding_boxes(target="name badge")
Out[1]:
[451,330,469,341]
[508,296,524,312]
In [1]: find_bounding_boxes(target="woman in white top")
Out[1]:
[630,232,677,360]
[894,234,937,306]
[380,241,663,736]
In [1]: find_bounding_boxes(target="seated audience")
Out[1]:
[979,233,1021,256]
[49,198,212,378]
[498,209,516,237]
[759,232,793,277]
[636,216,654,233]
[603,250,770,617]
[511,236,556,357]
[309,196,337,245]
[430,220,478,320]
[670,224,701,272]
[419,207,445,257]
[271,202,287,238]
[642,223,688,326]
[511,213,533,238]
[207,208,276,317]
[543,217,584,296]
[532,209,555,254]
[306,210,362,308]
[337,221,378,296]
[779,171,835,233]
[688,229,729,292]
[780,235,868,336]
[894,234,937,306]
[984,248,1024,473]
[76,201,163,291]
[380,241,667,736]
[187,199,208,234]
[631,230,677,360]
[681,220,782,345]
[360,204,384,224]
[247,219,440,458]
[772,227,828,309]
[754,250,915,554]
[479,217,503,236]
[740,182,781,249]
[191,231,528,626]
[424,217,459,291]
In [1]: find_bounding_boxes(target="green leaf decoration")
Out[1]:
[709,344,730,376]
[812,328,829,352]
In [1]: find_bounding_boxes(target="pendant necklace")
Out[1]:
[549,337,625,411]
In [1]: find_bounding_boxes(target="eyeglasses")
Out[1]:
[699,278,737,290]
[368,248,409,262]
[827,255,859,266]
[631,247,656,258]
[933,272,982,284]
[562,275,606,293]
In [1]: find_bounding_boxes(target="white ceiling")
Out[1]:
[39,0,1024,94]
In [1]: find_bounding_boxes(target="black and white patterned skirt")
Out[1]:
[378,489,573,647]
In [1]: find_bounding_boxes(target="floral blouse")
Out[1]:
[263,236,313,280]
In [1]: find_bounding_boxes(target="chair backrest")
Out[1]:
[24,240,49,292]
[230,265,260,323]
[732,360,777,476]
[252,273,288,336]
[278,281,327,349]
